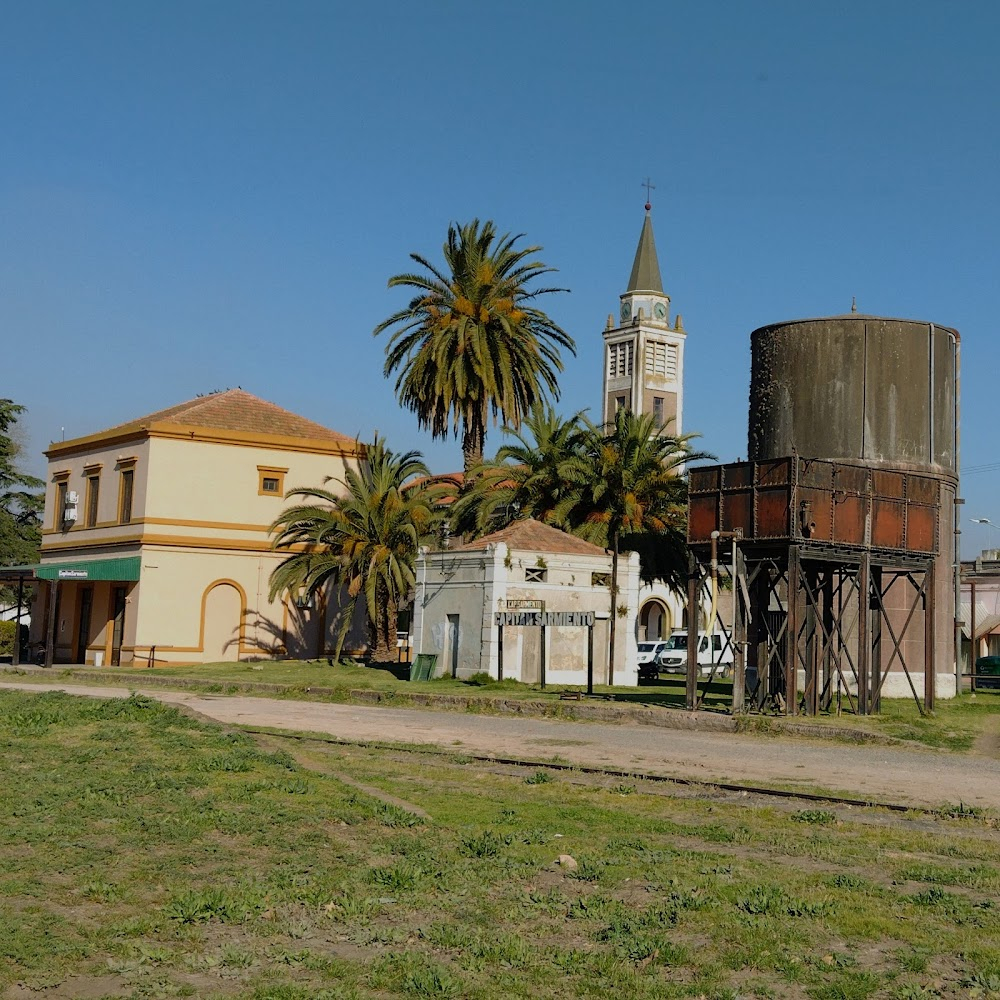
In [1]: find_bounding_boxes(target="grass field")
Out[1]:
[10,657,1000,752]
[2,687,999,999]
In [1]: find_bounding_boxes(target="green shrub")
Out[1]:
[0,619,17,656]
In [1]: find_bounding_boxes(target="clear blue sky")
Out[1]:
[3,2,998,555]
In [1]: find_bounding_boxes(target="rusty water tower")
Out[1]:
[687,314,959,715]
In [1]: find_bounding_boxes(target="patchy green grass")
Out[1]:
[10,657,998,752]
[1,687,999,999]
[8,658,737,711]
[779,689,1000,752]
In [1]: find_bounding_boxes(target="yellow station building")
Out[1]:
[32,390,362,666]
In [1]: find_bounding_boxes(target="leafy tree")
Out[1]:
[565,409,710,680]
[374,219,575,474]
[268,437,444,662]
[1,400,44,604]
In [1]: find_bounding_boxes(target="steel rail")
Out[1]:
[240,725,930,815]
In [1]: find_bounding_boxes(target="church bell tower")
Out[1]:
[601,202,686,432]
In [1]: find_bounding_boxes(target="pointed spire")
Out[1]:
[626,208,664,294]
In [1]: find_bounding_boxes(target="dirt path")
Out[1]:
[975,711,1000,760]
[3,680,999,810]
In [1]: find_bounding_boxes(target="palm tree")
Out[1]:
[450,402,587,538]
[374,219,575,474]
[564,409,711,683]
[268,438,444,662]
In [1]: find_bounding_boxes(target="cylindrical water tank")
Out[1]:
[747,314,960,696]
[748,315,958,476]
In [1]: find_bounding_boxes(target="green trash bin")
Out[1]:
[410,653,438,681]
[975,655,1000,690]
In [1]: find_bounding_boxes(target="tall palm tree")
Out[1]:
[374,219,575,474]
[269,438,443,662]
[450,402,587,538]
[454,405,709,682]
[564,409,711,682]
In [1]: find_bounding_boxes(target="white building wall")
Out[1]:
[415,541,641,686]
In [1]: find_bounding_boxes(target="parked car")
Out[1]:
[636,640,670,681]
[975,655,1000,689]
[656,629,734,677]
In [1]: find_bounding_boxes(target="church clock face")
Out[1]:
[654,302,667,321]
[620,301,631,323]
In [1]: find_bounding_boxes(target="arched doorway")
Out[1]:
[639,600,671,641]
[202,581,244,662]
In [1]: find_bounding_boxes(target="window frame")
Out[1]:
[258,465,288,497]
[52,471,70,530]
[84,472,101,527]
[81,464,102,527]
[118,464,136,525]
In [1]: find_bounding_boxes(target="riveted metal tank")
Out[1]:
[748,315,958,474]
[747,314,960,695]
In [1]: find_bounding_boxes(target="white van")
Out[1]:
[655,629,734,676]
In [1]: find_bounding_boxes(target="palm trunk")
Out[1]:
[371,595,398,663]
[462,406,487,477]
[608,532,619,685]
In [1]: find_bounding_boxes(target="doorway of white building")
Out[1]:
[446,614,459,677]
[639,600,672,641]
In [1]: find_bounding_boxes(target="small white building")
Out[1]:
[412,518,640,686]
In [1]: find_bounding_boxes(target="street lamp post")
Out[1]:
[970,518,999,554]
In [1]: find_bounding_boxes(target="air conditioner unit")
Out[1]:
[67,491,80,505]
[64,506,78,522]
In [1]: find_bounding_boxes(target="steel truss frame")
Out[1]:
[686,543,936,716]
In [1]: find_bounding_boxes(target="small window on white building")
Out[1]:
[591,572,610,587]
[258,465,288,497]
[653,397,664,426]
[525,566,547,583]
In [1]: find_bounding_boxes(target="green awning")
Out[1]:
[37,557,141,582]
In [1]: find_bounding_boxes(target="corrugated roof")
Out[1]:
[455,518,608,556]
[93,389,355,445]
[960,601,1000,639]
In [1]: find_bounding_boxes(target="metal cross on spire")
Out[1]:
[642,177,655,210]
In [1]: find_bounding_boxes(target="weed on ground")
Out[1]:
[1,688,998,999]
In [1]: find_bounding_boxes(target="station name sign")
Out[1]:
[58,568,89,579]
[494,610,595,627]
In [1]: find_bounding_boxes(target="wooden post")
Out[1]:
[497,625,504,682]
[12,575,24,667]
[540,623,546,690]
[586,623,594,696]
[44,580,58,669]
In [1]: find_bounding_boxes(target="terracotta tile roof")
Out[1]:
[98,389,355,445]
[455,517,608,556]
